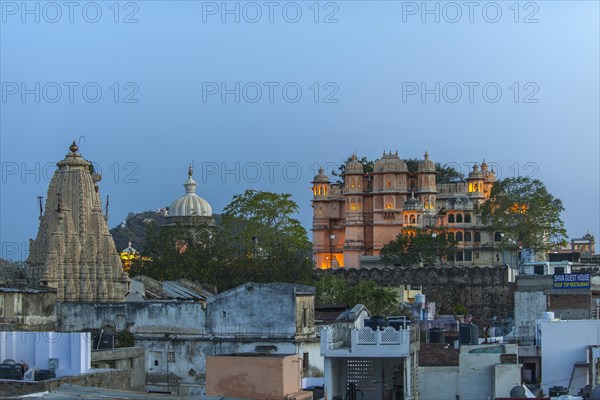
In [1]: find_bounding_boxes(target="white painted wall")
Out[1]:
[539,319,600,395]
[419,366,459,400]
[514,291,546,341]
[0,331,90,377]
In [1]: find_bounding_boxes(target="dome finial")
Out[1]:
[69,140,78,153]
[424,151,429,159]
[188,163,193,178]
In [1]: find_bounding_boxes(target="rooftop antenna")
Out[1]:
[37,196,43,218]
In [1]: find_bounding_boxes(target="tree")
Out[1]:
[130,190,313,291]
[313,275,399,317]
[218,190,313,288]
[481,177,567,254]
[380,227,458,266]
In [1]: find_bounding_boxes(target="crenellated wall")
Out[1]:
[316,266,514,319]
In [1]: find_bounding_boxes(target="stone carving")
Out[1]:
[27,142,130,302]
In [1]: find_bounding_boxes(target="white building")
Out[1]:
[538,319,600,396]
[320,318,419,400]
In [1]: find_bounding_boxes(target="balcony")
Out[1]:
[321,325,412,358]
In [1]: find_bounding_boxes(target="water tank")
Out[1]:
[459,324,479,345]
[429,328,445,343]
[415,294,426,304]
[542,311,555,320]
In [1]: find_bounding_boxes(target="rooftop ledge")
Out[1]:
[321,326,412,358]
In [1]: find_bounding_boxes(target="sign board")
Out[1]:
[553,273,590,289]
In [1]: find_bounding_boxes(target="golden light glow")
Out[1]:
[510,203,528,214]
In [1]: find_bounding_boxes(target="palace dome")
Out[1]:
[313,168,330,183]
[418,151,436,172]
[169,166,212,217]
[344,154,364,174]
[374,150,407,173]
[468,163,484,179]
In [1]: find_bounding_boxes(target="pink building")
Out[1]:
[312,152,499,269]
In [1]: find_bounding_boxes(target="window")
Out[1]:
[448,214,455,223]
[465,250,472,262]
[464,213,471,223]
[464,232,472,242]
[456,232,463,241]
[168,352,175,363]
[448,232,455,241]
[456,214,463,223]
[554,267,565,275]
[303,352,309,371]
[475,252,480,259]
[474,232,481,242]
[534,265,544,275]
[494,232,502,242]
[302,308,308,327]
[455,251,464,262]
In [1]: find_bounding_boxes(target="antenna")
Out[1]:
[37,196,43,217]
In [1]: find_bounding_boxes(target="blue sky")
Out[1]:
[1,1,598,260]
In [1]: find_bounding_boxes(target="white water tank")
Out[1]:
[542,311,555,320]
[415,294,426,304]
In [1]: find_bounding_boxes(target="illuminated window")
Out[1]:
[386,203,393,209]
[387,181,391,188]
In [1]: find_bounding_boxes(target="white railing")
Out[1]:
[352,327,407,346]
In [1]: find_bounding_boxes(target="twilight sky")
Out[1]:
[1,1,598,260]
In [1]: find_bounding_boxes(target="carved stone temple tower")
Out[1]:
[27,142,130,302]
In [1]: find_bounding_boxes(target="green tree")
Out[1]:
[131,190,313,291]
[380,227,458,266]
[218,190,313,288]
[481,177,567,253]
[312,275,399,317]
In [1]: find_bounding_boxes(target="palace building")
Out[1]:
[312,151,502,268]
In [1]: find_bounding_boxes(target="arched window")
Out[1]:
[474,232,481,242]
[464,213,471,223]
[456,232,463,241]
[448,214,455,223]
[494,232,502,242]
[464,232,472,242]
[456,214,463,223]
[448,232,455,241]
[410,215,416,224]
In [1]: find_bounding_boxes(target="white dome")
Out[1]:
[169,167,213,217]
